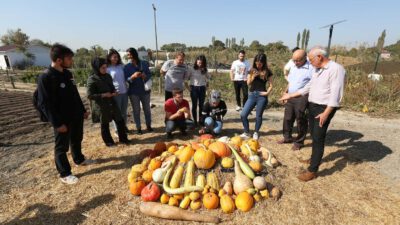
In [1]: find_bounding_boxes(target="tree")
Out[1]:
[212,40,225,50]
[30,39,52,48]
[264,41,289,52]
[301,29,306,49]
[1,28,34,60]
[138,46,146,51]
[225,38,229,48]
[249,40,262,51]
[211,36,216,46]
[296,32,300,47]
[240,38,245,47]
[304,30,310,50]
[160,43,187,52]
[373,29,386,73]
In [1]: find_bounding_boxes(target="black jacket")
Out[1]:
[200,100,227,125]
[36,67,86,128]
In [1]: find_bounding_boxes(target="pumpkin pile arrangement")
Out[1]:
[128,134,281,221]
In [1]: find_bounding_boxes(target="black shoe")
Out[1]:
[106,142,116,147]
[181,130,188,136]
[146,127,154,132]
[166,132,173,139]
[120,140,132,145]
[137,129,143,135]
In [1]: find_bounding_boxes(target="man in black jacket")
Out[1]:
[199,90,227,135]
[36,44,94,184]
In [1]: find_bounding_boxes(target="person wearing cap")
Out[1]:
[87,57,130,147]
[199,90,227,135]
[240,53,273,140]
[164,88,194,139]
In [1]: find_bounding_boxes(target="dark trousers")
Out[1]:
[165,119,194,133]
[101,118,128,144]
[283,95,308,144]
[308,103,336,172]
[165,91,173,101]
[233,81,248,107]
[190,85,206,125]
[54,117,85,178]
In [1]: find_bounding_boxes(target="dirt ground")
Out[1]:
[1,86,400,225]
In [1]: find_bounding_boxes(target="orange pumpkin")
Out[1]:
[202,139,214,147]
[203,192,219,209]
[148,158,162,171]
[230,136,242,146]
[208,141,231,158]
[142,170,153,183]
[129,179,146,196]
[235,192,254,212]
[194,147,216,169]
[191,142,203,150]
[167,145,178,153]
[178,145,195,163]
[199,134,213,141]
[154,142,167,154]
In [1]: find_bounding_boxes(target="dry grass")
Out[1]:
[1,99,400,225]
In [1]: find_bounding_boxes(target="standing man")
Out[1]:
[280,46,345,182]
[164,88,194,139]
[283,47,300,81]
[230,50,251,111]
[160,52,189,101]
[278,49,312,150]
[36,44,95,185]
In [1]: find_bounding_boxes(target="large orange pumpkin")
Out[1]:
[193,147,215,169]
[129,179,146,196]
[235,192,254,212]
[199,134,213,141]
[203,192,219,209]
[208,141,231,158]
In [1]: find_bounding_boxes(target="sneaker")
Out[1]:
[113,131,119,138]
[235,106,241,112]
[240,132,251,139]
[146,127,154,132]
[166,132,173,139]
[253,132,259,140]
[181,130,188,136]
[137,129,143,135]
[77,159,97,166]
[120,140,132,145]
[60,175,79,184]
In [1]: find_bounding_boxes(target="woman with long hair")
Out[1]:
[124,47,153,134]
[187,55,210,126]
[107,49,128,133]
[240,53,273,140]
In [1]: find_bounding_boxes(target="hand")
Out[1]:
[279,93,291,101]
[111,92,118,97]
[130,72,142,79]
[102,92,113,98]
[56,124,68,133]
[141,73,146,79]
[83,111,90,119]
[315,112,329,127]
[199,128,205,135]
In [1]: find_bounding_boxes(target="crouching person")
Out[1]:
[164,88,194,139]
[199,90,227,136]
[87,57,130,147]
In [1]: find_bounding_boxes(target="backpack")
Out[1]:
[33,71,59,122]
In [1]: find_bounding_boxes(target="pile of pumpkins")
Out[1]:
[128,134,281,214]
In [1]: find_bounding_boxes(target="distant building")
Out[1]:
[0,44,51,70]
[380,50,391,59]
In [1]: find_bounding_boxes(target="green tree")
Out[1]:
[373,29,386,73]
[138,46,146,51]
[301,29,306,49]
[160,43,187,52]
[296,32,300,47]
[249,40,262,51]
[212,40,225,50]
[304,30,310,50]
[1,28,34,60]
[240,38,245,47]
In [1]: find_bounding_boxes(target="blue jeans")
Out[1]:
[165,119,194,133]
[129,92,151,130]
[112,93,128,131]
[190,85,206,124]
[204,117,223,134]
[240,91,268,133]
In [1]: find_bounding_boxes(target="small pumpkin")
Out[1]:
[202,139,214,148]
[253,176,267,190]
[168,196,179,207]
[193,147,215,169]
[178,145,195,163]
[190,200,202,210]
[230,135,242,146]
[249,161,263,172]
[189,192,201,201]
[246,139,259,151]
[148,158,162,171]
[235,192,254,212]
[203,192,219,209]
[221,157,234,168]
[167,144,178,153]
[208,141,231,158]
[199,134,213,141]
[142,170,154,183]
[160,193,170,204]
[141,182,161,202]
[154,142,167,155]
[127,171,140,183]
[220,195,235,213]
[129,179,146,196]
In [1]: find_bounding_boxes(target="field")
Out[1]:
[1,86,400,225]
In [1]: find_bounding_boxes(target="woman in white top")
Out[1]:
[106,49,128,133]
[187,55,210,126]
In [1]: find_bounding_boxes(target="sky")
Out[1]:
[1,0,399,51]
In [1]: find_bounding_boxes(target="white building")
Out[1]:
[0,44,51,70]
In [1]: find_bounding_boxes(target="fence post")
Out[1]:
[6,69,16,89]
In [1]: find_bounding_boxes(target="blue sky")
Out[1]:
[1,0,399,50]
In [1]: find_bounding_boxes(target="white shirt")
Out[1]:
[284,59,295,73]
[188,67,210,86]
[231,60,250,81]
[299,61,346,107]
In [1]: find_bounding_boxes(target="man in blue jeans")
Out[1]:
[199,90,227,135]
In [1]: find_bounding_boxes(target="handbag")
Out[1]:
[144,79,152,91]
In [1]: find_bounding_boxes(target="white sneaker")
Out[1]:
[253,132,259,140]
[76,159,97,167]
[235,106,241,112]
[60,175,79,184]
[240,132,251,139]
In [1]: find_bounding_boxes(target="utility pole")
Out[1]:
[320,20,347,57]
[152,3,161,93]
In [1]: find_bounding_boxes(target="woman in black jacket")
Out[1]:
[87,58,129,146]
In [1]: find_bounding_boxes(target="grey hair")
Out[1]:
[309,46,328,57]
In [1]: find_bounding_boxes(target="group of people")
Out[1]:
[36,43,345,184]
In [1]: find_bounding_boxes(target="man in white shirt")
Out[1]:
[283,47,300,81]
[280,46,346,182]
[230,50,251,111]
